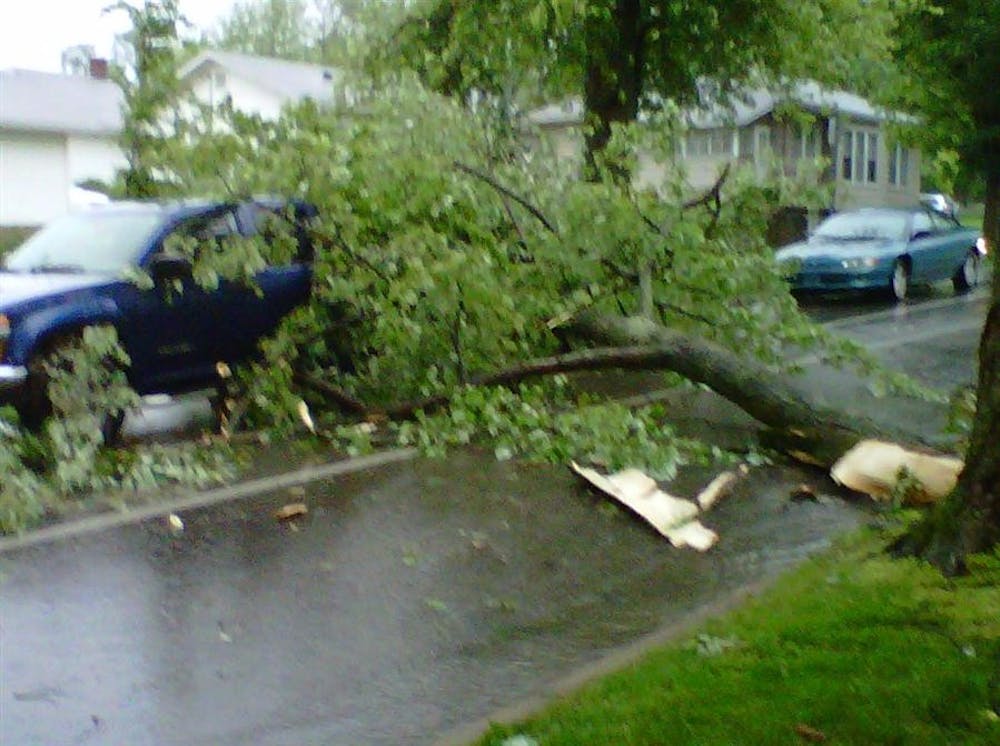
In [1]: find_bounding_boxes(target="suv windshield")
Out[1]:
[813,212,908,242]
[2,211,163,274]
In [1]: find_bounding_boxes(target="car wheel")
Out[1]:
[17,334,128,445]
[890,259,909,301]
[953,250,982,293]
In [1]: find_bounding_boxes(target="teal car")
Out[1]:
[775,207,987,301]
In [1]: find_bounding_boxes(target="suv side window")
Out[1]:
[246,204,315,264]
[178,209,240,245]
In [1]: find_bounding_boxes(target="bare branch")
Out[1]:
[453,161,559,234]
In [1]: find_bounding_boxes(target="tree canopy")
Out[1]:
[381,0,908,162]
[889,1,1000,571]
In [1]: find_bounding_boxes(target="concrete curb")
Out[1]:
[433,577,775,746]
[0,447,417,554]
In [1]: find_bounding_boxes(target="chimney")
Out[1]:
[89,58,109,80]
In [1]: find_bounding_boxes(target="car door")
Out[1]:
[910,209,966,282]
[201,202,313,365]
[115,208,245,394]
[905,210,940,283]
[928,212,971,279]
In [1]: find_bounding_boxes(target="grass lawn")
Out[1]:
[478,526,1000,745]
[960,203,986,230]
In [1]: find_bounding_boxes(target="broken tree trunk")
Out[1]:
[564,313,936,468]
[299,311,941,472]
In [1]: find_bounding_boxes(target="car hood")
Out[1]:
[775,237,897,261]
[0,271,109,312]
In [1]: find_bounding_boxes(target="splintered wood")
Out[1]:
[571,463,743,551]
[830,440,963,504]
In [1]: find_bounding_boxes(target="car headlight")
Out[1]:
[0,314,9,360]
[976,237,988,255]
[841,257,879,269]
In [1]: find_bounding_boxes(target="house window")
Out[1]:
[755,126,772,157]
[685,128,734,158]
[888,143,909,187]
[686,131,710,156]
[841,130,853,179]
[841,128,879,184]
[799,124,820,159]
[866,133,879,182]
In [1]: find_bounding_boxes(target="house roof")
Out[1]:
[0,69,122,136]
[177,50,342,104]
[687,82,885,128]
[527,81,890,130]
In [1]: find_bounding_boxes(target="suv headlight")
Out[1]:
[841,257,878,269]
[0,314,9,360]
[976,237,988,255]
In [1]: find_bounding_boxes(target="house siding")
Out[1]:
[182,64,288,122]
[0,131,71,226]
[529,106,920,217]
[66,134,125,187]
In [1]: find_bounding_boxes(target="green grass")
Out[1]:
[478,529,1000,746]
[960,203,986,229]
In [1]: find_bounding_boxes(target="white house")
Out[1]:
[0,65,125,227]
[176,50,347,122]
[527,82,921,215]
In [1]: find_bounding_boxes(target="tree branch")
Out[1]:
[453,161,559,234]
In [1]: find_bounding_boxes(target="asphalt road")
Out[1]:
[0,288,989,746]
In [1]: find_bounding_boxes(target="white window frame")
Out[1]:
[888,143,909,187]
[841,127,879,184]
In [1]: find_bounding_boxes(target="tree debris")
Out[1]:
[571,462,718,551]
[830,440,963,504]
[275,503,308,521]
[696,466,747,511]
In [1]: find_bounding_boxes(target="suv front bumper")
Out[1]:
[0,364,28,396]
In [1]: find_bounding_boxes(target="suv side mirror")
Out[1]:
[148,253,192,283]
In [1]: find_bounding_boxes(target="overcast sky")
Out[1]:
[0,0,237,73]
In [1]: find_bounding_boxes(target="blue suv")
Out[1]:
[0,199,315,427]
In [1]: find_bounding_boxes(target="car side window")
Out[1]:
[157,209,241,262]
[183,210,240,244]
[249,205,315,264]
[927,210,953,232]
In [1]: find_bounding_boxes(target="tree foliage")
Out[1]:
[379,0,909,162]
[893,0,1000,255]
[890,2,1000,570]
[106,0,188,198]
[209,0,410,66]
[211,0,317,61]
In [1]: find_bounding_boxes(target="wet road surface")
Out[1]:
[0,288,988,745]
[0,456,863,746]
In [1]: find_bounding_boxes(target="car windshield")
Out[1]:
[813,212,908,241]
[2,211,163,274]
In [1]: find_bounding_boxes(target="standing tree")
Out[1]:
[382,0,903,165]
[891,1,1000,571]
[106,0,187,198]
[211,0,318,61]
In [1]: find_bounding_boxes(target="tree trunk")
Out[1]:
[901,169,1000,572]
[300,311,938,471]
[583,0,643,176]
[565,313,931,466]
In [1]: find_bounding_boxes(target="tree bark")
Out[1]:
[564,313,932,466]
[901,169,1000,572]
[300,312,936,470]
[583,0,643,177]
